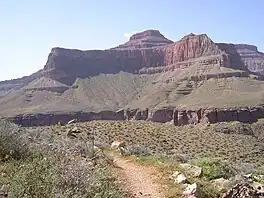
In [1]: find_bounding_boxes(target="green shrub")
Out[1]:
[1,152,125,198]
[197,180,221,198]
[0,120,125,198]
[7,154,58,198]
[194,158,235,180]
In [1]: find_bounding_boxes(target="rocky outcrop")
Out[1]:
[148,108,174,123]
[217,43,248,71]
[114,30,173,49]
[8,110,125,126]
[222,182,264,198]
[183,183,201,198]
[234,44,264,75]
[43,47,166,85]
[7,106,264,127]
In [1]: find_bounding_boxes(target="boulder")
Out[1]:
[179,163,203,177]
[111,141,125,149]
[222,182,264,198]
[183,183,201,198]
[176,173,187,184]
[169,171,181,180]
[71,126,81,133]
[212,178,230,190]
[66,129,77,138]
[169,171,187,184]
[252,182,264,194]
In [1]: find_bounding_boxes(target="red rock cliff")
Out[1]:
[42,30,252,85]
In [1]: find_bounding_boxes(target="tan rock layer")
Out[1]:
[6,107,264,127]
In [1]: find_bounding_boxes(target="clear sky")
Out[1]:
[1,0,263,81]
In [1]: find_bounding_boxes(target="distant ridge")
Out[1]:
[0,29,264,121]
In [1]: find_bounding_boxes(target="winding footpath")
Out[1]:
[111,154,166,198]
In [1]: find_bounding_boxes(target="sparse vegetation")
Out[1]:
[40,120,264,165]
[3,73,264,116]
[1,118,264,197]
[0,120,125,198]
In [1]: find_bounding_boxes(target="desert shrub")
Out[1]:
[0,120,29,160]
[213,122,253,136]
[122,144,153,156]
[251,119,264,141]
[5,154,58,198]
[229,162,258,175]
[194,158,235,180]
[0,120,125,198]
[161,152,189,163]
[196,181,221,198]
[1,151,124,198]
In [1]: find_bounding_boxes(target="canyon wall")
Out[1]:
[42,32,243,85]
[1,30,264,94]
[7,107,264,127]
[234,44,264,75]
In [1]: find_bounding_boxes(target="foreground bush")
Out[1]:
[0,120,125,198]
[194,158,236,180]
[0,120,29,161]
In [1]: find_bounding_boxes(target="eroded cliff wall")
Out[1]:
[8,107,264,127]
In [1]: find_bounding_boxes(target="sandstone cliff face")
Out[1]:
[1,29,264,123]
[8,107,264,127]
[163,34,220,65]
[216,43,248,71]
[43,31,243,85]
[1,30,263,92]
[234,44,264,75]
[43,47,165,85]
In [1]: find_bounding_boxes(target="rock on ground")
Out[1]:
[183,183,201,198]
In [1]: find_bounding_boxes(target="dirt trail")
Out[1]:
[112,154,165,198]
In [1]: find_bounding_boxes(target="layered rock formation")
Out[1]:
[23,77,69,93]
[8,106,264,127]
[42,30,252,85]
[0,70,42,96]
[1,29,264,126]
[2,30,263,90]
[114,29,173,49]
[235,44,264,75]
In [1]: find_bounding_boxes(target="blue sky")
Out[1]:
[1,0,263,81]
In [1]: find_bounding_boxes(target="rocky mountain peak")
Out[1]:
[114,29,173,49]
[181,33,197,40]
[129,29,167,41]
